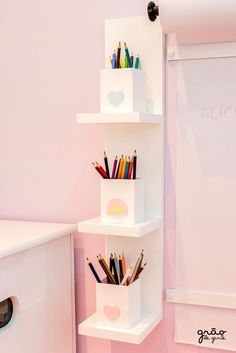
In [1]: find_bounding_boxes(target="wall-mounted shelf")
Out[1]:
[76,112,162,124]
[77,16,164,344]
[79,312,162,344]
[78,217,161,237]
[167,289,236,310]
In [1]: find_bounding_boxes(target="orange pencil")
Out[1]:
[128,157,133,179]
[118,155,124,179]
[121,156,127,179]
[122,251,127,274]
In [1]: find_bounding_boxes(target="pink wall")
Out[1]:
[0,1,231,353]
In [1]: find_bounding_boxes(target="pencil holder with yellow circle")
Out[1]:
[100,178,144,224]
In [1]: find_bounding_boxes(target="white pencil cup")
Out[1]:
[96,278,141,329]
[100,179,144,224]
[100,68,145,113]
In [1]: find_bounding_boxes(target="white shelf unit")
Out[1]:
[77,16,164,344]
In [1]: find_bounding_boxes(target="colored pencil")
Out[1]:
[95,162,108,179]
[121,156,127,179]
[134,262,147,281]
[114,253,120,284]
[109,56,112,67]
[111,156,118,179]
[122,251,127,274]
[118,155,124,179]
[92,162,106,178]
[99,254,114,280]
[129,249,144,284]
[109,253,113,272]
[112,50,116,69]
[119,255,124,282]
[116,42,121,68]
[115,158,121,179]
[111,254,119,284]
[131,53,134,67]
[121,264,133,285]
[104,151,110,179]
[133,150,137,179]
[86,257,101,283]
[120,57,125,69]
[97,255,109,283]
[124,42,132,68]
[128,157,133,179]
[135,55,140,69]
[124,156,130,179]
[98,255,116,284]
[125,54,128,68]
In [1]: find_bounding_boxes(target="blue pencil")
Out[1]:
[112,50,116,69]
[124,157,130,179]
[124,43,132,68]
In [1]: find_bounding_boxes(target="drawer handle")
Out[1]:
[0,298,13,329]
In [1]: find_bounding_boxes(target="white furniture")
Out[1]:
[0,220,76,353]
[77,16,164,344]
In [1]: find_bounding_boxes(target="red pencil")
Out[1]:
[111,156,118,179]
[128,157,133,179]
[96,162,108,178]
[92,162,104,178]
[92,162,107,178]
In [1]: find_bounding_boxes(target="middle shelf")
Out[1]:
[78,216,161,237]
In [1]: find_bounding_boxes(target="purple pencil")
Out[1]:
[111,156,118,179]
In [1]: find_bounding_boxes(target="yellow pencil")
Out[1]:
[120,57,125,69]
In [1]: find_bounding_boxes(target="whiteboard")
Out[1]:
[175,57,236,350]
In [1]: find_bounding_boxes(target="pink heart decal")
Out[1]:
[103,306,121,321]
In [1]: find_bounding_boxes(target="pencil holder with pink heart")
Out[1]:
[100,68,145,113]
[96,277,141,328]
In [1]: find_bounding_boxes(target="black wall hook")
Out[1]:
[147,1,159,22]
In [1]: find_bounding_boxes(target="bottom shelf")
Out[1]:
[78,312,162,344]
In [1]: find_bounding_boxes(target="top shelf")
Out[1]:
[76,112,162,124]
